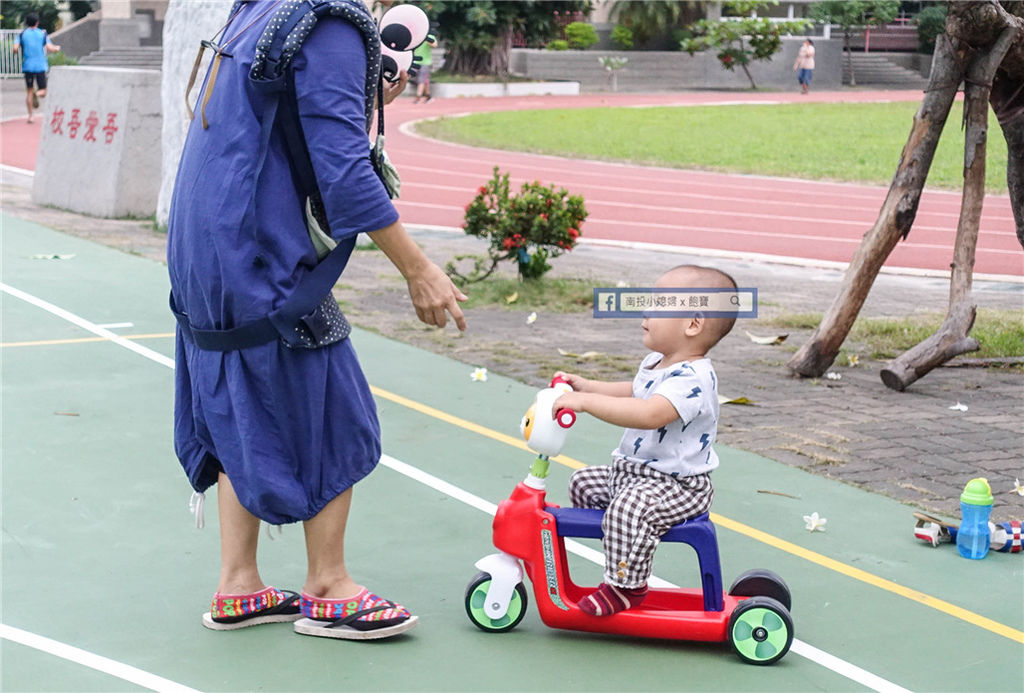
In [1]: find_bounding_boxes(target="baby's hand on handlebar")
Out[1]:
[554,371,589,392]
[552,391,586,419]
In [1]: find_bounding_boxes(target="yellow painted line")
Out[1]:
[370,385,585,470]
[1,333,175,348]
[370,383,1024,645]
[710,513,1024,644]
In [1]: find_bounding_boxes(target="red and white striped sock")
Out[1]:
[578,582,648,616]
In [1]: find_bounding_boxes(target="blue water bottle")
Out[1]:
[957,478,993,560]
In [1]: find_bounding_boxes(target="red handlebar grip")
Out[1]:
[556,408,576,428]
[550,375,572,389]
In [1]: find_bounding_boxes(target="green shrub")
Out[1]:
[611,24,634,50]
[449,167,587,283]
[915,4,947,54]
[546,39,569,51]
[47,51,78,67]
[564,21,599,50]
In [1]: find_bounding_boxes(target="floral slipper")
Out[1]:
[293,588,418,640]
[201,587,302,630]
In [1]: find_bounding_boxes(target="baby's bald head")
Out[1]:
[656,265,738,348]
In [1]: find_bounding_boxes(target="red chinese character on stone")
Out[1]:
[68,108,82,139]
[50,107,65,135]
[102,113,119,144]
[83,111,99,142]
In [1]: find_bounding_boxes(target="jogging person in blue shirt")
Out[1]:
[12,13,60,123]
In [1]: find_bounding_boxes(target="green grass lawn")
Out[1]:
[760,308,1024,360]
[416,102,1009,192]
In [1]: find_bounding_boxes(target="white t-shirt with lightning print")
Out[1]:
[611,353,720,478]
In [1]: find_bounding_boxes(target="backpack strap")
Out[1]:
[250,0,386,228]
[250,0,380,132]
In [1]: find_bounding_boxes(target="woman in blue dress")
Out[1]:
[167,0,465,639]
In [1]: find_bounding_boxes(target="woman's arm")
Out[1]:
[369,220,467,330]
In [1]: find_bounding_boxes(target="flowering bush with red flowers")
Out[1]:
[447,167,587,283]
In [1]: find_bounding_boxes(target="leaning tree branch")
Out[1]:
[880,25,1020,391]
[786,34,966,378]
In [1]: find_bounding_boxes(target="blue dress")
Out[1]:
[167,3,397,524]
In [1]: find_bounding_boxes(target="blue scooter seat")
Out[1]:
[545,506,724,611]
[547,507,711,542]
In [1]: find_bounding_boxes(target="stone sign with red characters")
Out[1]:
[33,66,161,218]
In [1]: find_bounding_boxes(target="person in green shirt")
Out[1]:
[413,35,437,103]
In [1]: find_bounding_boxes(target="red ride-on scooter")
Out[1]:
[465,377,794,664]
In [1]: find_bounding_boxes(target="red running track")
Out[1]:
[3,90,1020,277]
[383,90,1020,278]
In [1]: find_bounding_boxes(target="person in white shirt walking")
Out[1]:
[794,38,815,94]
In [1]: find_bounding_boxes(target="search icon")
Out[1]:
[729,295,741,307]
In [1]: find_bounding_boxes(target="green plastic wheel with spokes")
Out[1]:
[464,571,528,633]
[728,596,794,665]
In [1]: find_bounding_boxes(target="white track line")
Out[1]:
[395,171,1016,233]
[2,282,913,693]
[397,116,1012,203]
[0,625,201,693]
[0,163,35,177]
[0,283,174,368]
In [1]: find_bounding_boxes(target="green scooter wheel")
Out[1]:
[728,596,793,665]
[465,571,528,633]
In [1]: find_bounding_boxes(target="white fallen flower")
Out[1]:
[826,372,842,380]
[526,312,537,325]
[470,367,488,382]
[746,330,788,346]
[803,512,827,533]
[848,354,860,367]
[949,402,969,412]
[615,280,630,288]
[1013,478,1024,496]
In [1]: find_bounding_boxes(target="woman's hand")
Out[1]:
[369,220,467,331]
[406,261,468,331]
[382,71,409,105]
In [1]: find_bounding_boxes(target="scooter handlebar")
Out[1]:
[555,408,576,429]
[550,374,572,389]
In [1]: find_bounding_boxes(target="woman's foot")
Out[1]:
[202,586,302,630]
[294,588,417,639]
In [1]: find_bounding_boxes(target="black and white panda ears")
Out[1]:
[379,4,430,82]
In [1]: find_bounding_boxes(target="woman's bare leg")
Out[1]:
[216,472,266,594]
[302,488,362,599]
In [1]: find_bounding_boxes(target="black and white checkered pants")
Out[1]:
[569,460,713,588]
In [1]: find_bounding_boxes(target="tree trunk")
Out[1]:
[491,28,512,77]
[879,28,1018,389]
[741,63,757,89]
[739,36,757,89]
[787,35,965,377]
[991,74,1024,247]
[445,29,513,77]
[845,33,855,86]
